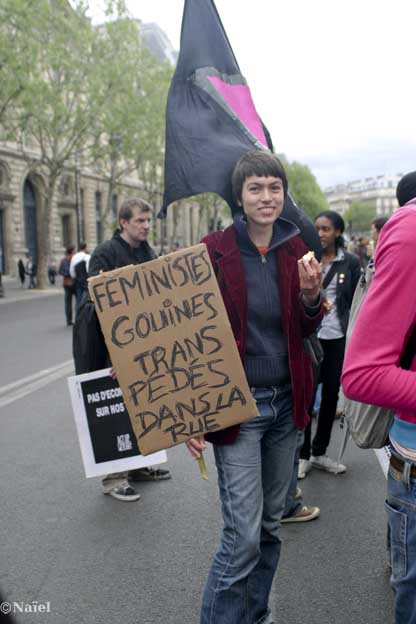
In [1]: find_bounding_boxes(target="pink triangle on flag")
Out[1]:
[207,76,268,147]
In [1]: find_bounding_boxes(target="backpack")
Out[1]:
[72,295,109,374]
[341,262,416,449]
[74,259,88,289]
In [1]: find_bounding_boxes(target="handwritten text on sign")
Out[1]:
[89,244,258,455]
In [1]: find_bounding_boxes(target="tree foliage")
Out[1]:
[283,160,329,219]
[343,201,376,233]
[0,0,43,130]
[90,10,172,221]
[0,0,172,287]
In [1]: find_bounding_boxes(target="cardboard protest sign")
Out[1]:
[68,368,167,477]
[88,244,258,455]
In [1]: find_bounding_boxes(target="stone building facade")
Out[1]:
[325,173,401,218]
[0,141,206,277]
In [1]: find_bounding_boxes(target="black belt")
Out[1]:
[390,454,416,479]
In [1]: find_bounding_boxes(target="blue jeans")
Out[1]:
[386,453,416,624]
[201,385,297,624]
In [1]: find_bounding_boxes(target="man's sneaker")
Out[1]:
[295,486,302,500]
[298,459,312,480]
[310,455,346,474]
[104,483,140,502]
[281,505,320,523]
[128,467,172,482]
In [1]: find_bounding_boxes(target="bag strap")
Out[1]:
[322,261,339,290]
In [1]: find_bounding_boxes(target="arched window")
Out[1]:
[23,179,38,264]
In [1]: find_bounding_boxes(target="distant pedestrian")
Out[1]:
[69,242,91,312]
[343,171,416,624]
[18,259,25,288]
[26,256,36,289]
[347,235,357,254]
[357,236,369,269]
[371,216,389,250]
[59,245,76,326]
[48,257,57,285]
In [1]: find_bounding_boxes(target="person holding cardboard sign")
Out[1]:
[186,151,323,624]
[88,197,171,502]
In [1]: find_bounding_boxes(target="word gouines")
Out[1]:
[88,244,258,455]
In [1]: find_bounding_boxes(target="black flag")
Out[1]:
[161,0,322,259]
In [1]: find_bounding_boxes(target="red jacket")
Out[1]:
[203,224,323,445]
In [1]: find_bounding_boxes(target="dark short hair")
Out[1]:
[396,171,416,207]
[66,244,75,254]
[372,216,389,233]
[118,197,152,227]
[79,242,87,251]
[231,150,288,206]
[315,210,345,249]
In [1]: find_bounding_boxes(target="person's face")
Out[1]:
[121,207,151,245]
[370,223,379,244]
[315,216,340,251]
[239,175,285,228]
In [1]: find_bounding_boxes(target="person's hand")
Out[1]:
[298,255,322,306]
[186,436,206,459]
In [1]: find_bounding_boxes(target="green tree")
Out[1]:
[90,11,172,225]
[284,160,329,219]
[343,201,376,234]
[0,0,41,129]
[13,0,99,287]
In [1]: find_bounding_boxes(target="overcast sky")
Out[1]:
[89,0,416,188]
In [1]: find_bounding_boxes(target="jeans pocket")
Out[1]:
[385,499,407,580]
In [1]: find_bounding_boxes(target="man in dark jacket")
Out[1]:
[59,245,76,326]
[88,197,171,502]
[186,151,323,624]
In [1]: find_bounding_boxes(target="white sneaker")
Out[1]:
[310,455,346,474]
[298,459,312,480]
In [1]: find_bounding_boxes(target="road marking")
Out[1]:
[0,360,74,409]
[0,289,61,305]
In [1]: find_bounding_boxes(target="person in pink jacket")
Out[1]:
[342,171,416,624]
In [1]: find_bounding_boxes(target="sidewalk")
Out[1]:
[0,275,62,305]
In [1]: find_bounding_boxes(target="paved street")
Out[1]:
[0,288,395,624]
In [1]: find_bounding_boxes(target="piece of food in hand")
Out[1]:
[302,250,315,263]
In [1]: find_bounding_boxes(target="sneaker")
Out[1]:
[295,486,302,500]
[104,484,141,502]
[128,467,172,482]
[281,505,320,523]
[311,455,346,474]
[298,459,312,480]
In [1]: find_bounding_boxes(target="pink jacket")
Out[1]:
[342,200,416,425]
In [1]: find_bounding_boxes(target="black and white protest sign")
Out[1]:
[68,368,167,477]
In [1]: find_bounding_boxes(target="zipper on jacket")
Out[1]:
[261,255,267,264]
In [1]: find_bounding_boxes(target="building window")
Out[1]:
[62,214,71,248]
[95,191,102,244]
